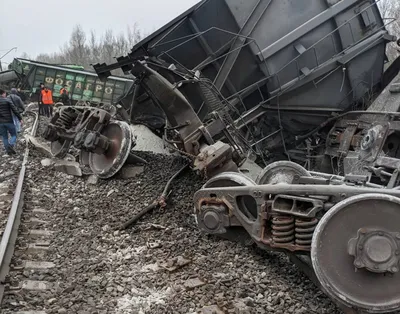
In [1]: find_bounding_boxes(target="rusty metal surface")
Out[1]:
[195,180,400,312]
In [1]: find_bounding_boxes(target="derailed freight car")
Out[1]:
[0,58,133,105]
[107,0,395,162]
[44,0,400,312]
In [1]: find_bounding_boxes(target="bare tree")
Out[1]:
[35,23,144,72]
[127,23,142,48]
[89,30,100,64]
[115,33,129,57]
[36,51,65,64]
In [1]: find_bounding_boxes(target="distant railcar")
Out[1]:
[0,58,134,105]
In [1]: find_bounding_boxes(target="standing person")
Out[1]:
[16,87,27,103]
[8,88,25,133]
[41,87,54,117]
[37,83,45,116]
[0,89,23,155]
[59,85,70,105]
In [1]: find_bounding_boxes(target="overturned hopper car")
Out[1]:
[0,58,134,105]
[103,0,394,160]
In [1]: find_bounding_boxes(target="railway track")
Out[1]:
[0,111,47,313]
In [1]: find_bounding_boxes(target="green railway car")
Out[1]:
[1,58,134,105]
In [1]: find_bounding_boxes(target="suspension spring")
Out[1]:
[55,109,77,129]
[271,216,295,244]
[295,218,318,249]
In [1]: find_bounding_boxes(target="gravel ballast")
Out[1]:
[1,144,344,314]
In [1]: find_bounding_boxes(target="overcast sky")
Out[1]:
[0,0,200,66]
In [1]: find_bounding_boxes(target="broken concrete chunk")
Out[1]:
[184,277,206,290]
[41,158,55,167]
[130,124,172,155]
[86,175,99,185]
[26,135,52,157]
[54,160,82,177]
[119,165,144,179]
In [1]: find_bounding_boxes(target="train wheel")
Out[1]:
[311,194,400,313]
[198,172,256,244]
[256,161,311,185]
[51,139,72,159]
[88,120,132,179]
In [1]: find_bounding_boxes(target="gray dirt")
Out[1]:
[2,146,343,314]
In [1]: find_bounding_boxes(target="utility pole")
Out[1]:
[0,47,17,71]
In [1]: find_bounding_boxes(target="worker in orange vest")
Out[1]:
[59,85,70,105]
[41,87,54,117]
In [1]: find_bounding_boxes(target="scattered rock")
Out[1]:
[54,160,82,177]
[233,299,250,313]
[47,298,57,305]
[160,256,191,272]
[141,223,167,231]
[200,305,225,314]
[141,263,160,272]
[184,277,206,290]
[4,149,341,314]
[120,165,145,179]
[124,253,132,260]
[0,171,15,180]
[147,241,162,249]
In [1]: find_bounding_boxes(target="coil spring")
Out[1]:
[295,218,318,249]
[271,216,295,244]
[55,110,77,129]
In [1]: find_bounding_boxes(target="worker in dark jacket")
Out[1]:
[17,87,27,102]
[8,88,25,133]
[8,88,25,113]
[37,83,45,116]
[0,89,23,155]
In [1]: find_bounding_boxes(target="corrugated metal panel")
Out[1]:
[120,0,388,132]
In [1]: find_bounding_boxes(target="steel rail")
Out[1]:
[0,111,39,304]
